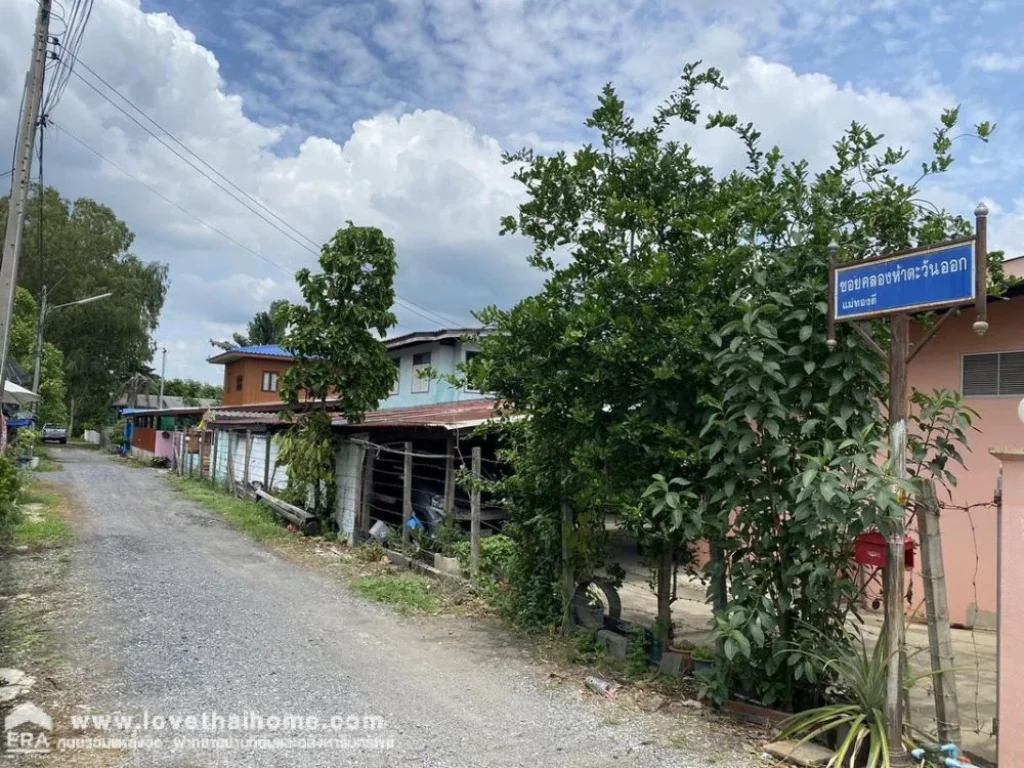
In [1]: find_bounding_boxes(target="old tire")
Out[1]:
[571,579,622,629]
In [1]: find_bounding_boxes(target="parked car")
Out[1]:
[370,476,505,537]
[41,424,68,444]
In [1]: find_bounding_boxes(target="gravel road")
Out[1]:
[47,448,755,767]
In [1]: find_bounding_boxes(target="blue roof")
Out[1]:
[208,344,295,364]
[233,345,293,358]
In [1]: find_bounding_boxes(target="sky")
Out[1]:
[1,0,1023,384]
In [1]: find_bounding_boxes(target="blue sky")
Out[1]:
[2,0,1023,382]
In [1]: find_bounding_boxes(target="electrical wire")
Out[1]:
[57,51,465,330]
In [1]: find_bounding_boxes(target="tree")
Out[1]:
[665,101,1001,708]
[467,66,754,636]
[276,223,399,524]
[211,299,290,350]
[2,186,169,426]
[158,378,222,402]
[8,287,67,424]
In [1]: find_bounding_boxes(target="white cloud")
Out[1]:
[968,52,1024,72]
[2,0,1019,387]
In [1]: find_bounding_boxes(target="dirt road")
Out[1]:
[42,448,754,767]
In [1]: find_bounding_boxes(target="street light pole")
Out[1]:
[30,289,112,412]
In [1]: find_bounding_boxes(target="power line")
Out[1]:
[50,120,291,275]
[59,51,466,330]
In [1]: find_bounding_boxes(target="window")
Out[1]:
[390,357,401,396]
[412,351,431,394]
[962,351,1024,397]
[464,349,481,392]
[235,374,243,392]
[262,371,280,393]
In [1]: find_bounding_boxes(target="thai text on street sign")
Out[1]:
[830,237,976,322]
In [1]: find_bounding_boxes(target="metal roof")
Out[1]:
[207,344,294,364]
[384,328,488,351]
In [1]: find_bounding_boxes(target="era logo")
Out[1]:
[4,702,52,754]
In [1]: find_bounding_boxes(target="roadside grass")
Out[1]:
[33,445,63,472]
[13,481,73,549]
[350,573,443,613]
[168,475,290,542]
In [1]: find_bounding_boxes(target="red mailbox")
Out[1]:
[854,532,915,570]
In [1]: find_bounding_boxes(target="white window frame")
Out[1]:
[411,351,431,394]
[463,348,481,393]
[390,357,401,396]
[960,349,1024,398]
[261,371,279,393]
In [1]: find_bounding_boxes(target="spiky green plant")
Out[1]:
[774,626,922,768]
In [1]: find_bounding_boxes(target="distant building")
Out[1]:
[206,331,491,410]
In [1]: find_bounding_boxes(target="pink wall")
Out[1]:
[906,292,1024,627]
[154,429,175,460]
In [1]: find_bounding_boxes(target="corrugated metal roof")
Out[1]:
[384,328,488,351]
[207,345,294,364]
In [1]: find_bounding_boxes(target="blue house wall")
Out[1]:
[380,339,488,410]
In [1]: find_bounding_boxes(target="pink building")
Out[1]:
[905,256,1024,627]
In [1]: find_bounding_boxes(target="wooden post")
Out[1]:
[444,435,455,517]
[656,544,674,649]
[709,541,728,615]
[242,431,253,491]
[471,446,482,577]
[918,479,962,744]
[263,435,271,489]
[561,498,573,636]
[212,430,221,485]
[198,431,206,480]
[402,441,412,547]
[360,443,375,539]
[225,432,236,494]
[884,313,911,768]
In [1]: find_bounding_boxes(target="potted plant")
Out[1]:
[691,645,716,676]
[15,428,40,470]
[659,638,696,676]
[773,626,923,767]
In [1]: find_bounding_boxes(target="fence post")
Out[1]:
[471,446,481,577]
[225,432,236,494]
[360,443,375,540]
[561,498,573,636]
[199,432,206,480]
[242,431,253,494]
[263,435,271,489]
[402,441,412,547]
[212,430,220,486]
[444,436,455,517]
[918,479,962,744]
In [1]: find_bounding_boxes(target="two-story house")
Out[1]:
[205,330,491,412]
[207,345,295,407]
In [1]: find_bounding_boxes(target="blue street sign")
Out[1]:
[832,238,976,321]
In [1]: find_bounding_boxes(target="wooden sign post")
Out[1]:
[827,203,990,766]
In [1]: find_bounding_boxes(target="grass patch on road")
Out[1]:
[33,445,64,472]
[12,481,73,549]
[168,476,289,542]
[350,573,443,613]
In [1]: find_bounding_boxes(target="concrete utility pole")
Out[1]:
[0,0,53,398]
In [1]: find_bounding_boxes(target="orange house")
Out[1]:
[207,345,295,407]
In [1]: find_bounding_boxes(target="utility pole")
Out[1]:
[0,0,53,399]
[158,347,167,407]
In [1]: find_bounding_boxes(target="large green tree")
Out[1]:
[2,186,169,426]
[9,287,68,424]
[467,66,753,632]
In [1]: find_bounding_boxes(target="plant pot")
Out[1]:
[658,647,694,677]
[692,658,715,676]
